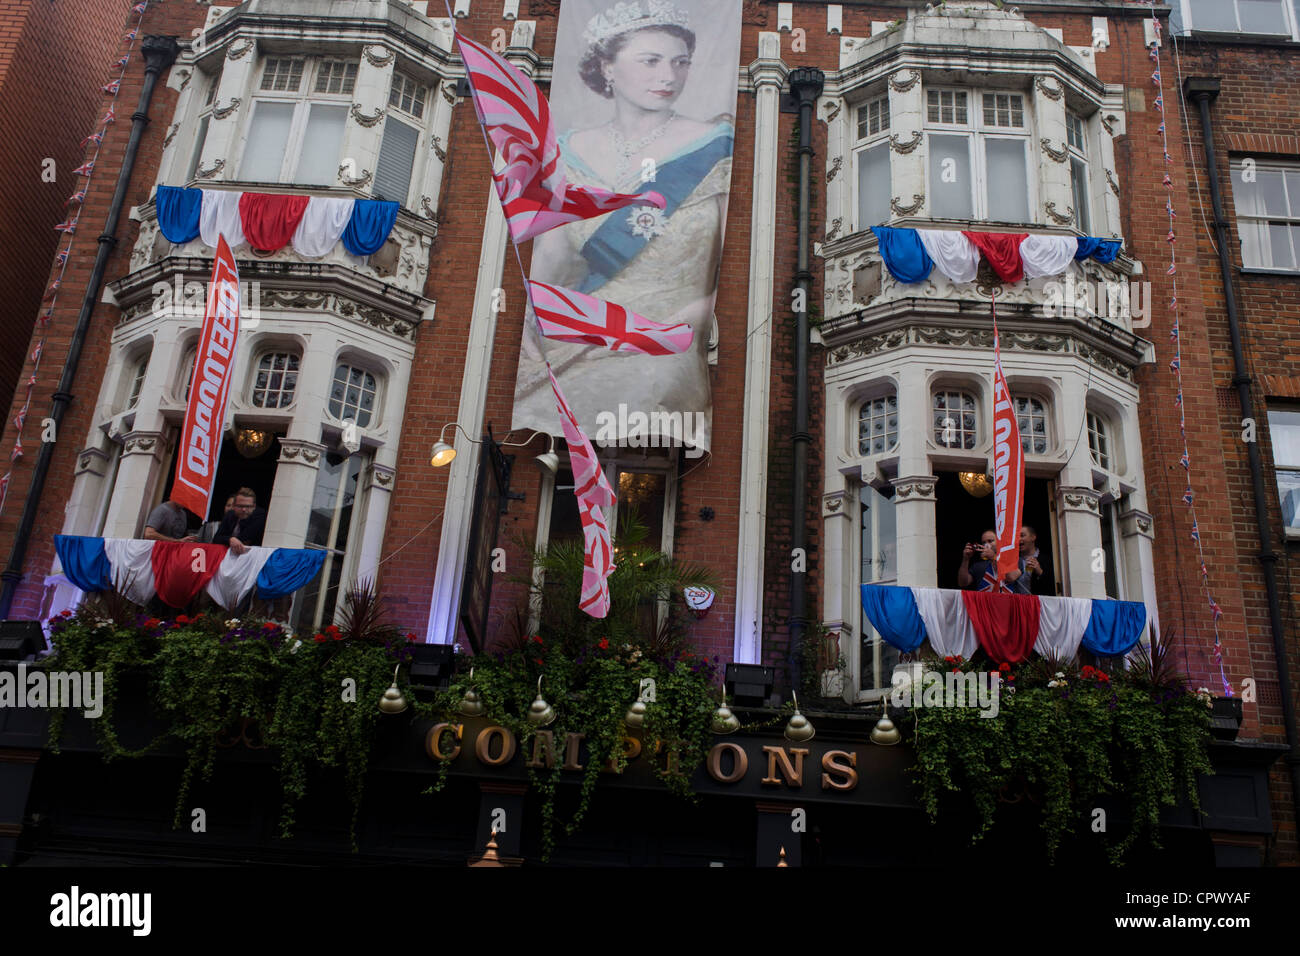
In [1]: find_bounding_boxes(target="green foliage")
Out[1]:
[907,651,1213,863]
[41,582,425,848]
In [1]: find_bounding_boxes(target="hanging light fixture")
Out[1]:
[710,691,740,734]
[526,674,556,726]
[234,427,273,458]
[535,434,559,475]
[958,471,993,498]
[458,666,485,717]
[870,698,901,746]
[378,664,408,715]
[430,423,556,469]
[784,691,815,742]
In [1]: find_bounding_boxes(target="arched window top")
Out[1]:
[858,391,899,456]
[329,362,379,427]
[1014,394,1050,455]
[1086,410,1112,471]
[932,389,977,450]
[251,351,300,409]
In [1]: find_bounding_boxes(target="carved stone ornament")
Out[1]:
[894,478,937,501]
[1034,76,1064,100]
[124,434,159,455]
[260,289,418,342]
[889,69,921,93]
[163,123,180,148]
[280,441,324,466]
[363,45,395,68]
[1061,489,1101,513]
[196,158,226,179]
[372,466,396,487]
[891,193,924,216]
[1040,138,1068,163]
[823,493,846,516]
[826,217,843,241]
[742,0,768,26]
[430,134,447,161]
[823,100,841,122]
[441,83,457,105]
[1044,200,1074,225]
[1106,168,1120,196]
[828,328,907,365]
[421,195,436,219]
[351,104,386,128]
[826,156,843,183]
[889,130,922,154]
[177,69,192,92]
[212,97,242,120]
[339,164,373,187]
[226,38,254,61]
[1100,114,1116,136]
[974,259,1003,299]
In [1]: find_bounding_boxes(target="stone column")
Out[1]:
[1057,486,1105,598]
[821,93,848,237]
[265,439,325,548]
[352,462,397,583]
[1119,507,1157,634]
[732,33,788,665]
[61,446,114,537]
[892,475,937,587]
[100,431,168,538]
[195,37,258,183]
[339,44,396,196]
[1033,74,1074,229]
[1095,110,1124,240]
[821,489,854,701]
[885,67,924,221]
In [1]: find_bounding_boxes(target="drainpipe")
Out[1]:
[0,35,181,619]
[787,68,824,690]
[1184,76,1300,817]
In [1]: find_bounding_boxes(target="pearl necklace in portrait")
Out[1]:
[608,110,677,181]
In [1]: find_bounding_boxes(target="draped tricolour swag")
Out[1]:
[155,185,399,257]
[869,226,1122,286]
[860,584,1147,665]
[54,535,328,610]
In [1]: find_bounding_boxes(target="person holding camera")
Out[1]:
[958,527,1037,593]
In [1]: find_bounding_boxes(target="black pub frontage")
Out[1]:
[0,695,1283,867]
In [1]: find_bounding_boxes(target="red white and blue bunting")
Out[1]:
[870,226,1121,286]
[0,4,145,519]
[860,584,1148,665]
[54,535,327,610]
[155,186,400,257]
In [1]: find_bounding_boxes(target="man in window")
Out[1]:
[1018,525,1044,593]
[213,487,266,555]
[957,528,1036,593]
[143,493,198,542]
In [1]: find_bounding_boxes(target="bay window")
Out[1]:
[239,57,357,185]
[858,391,899,456]
[329,363,379,427]
[250,352,300,409]
[926,88,1031,223]
[294,450,367,631]
[933,389,978,449]
[373,71,430,206]
[1232,158,1300,272]
[854,94,891,230]
[1175,0,1296,35]
[1266,406,1300,534]
[1015,395,1051,455]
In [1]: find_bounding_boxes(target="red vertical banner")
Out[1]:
[991,305,1024,590]
[172,236,240,519]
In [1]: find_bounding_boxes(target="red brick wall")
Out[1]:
[1161,35,1300,863]
[0,0,208,618]
[0,0,144,412]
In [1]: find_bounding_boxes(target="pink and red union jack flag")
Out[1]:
[548,364,616,618]
[455,32,664,244]
[529,281,692,356]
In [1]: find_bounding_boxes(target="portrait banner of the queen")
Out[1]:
[511,0,742,456]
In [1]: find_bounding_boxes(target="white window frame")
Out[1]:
[855,480,898,700]
[124,351,150,411]
[857,389,899,457]
[1097,497,1126,599]
[292,447,371,630]
[932,388,979,450]
[1087,410,1113,470]
[925,86,1036,223]
[1066,110,1091,235]
[852,93,891,231]
[175,343,197,404]
[373,69,433,208]
[1014,393,1052,455]
[1173,0,1300,38]
[327,361,381,428]
[249,350,301,410]
[1232,157,1300,272]
[239,56,356,185]
[185,73,220,183]
[1266,406,1300,537]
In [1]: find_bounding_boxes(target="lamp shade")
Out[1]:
[430,441,456,467]
[958,471,993,497]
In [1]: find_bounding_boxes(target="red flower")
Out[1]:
[1006,672,1015,681]
[143,618,161,629]
[176,614,191,625]
[951,667,961,674]
[406,632,417,643]
[324,624,340,635]
[1098,672,1111,682]
[531,635,544,644]
[262,622,277,631]
[999,662,1011,672]
[313,633,326,643]
[59,609,72,617]
[944,656,956,664]
[534,657,544,665]
[333,633,344,641]
[597,638,609,650]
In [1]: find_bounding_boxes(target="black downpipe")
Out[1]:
[788,69,824,691]
[1184,77,1300,815]
[0,36,180,619]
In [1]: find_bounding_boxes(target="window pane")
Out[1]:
[373,117,420,205]
[1268,409,1300,466]
[296,104,347,185]
[1255,170,1289,216]
[1099,501,1121,598]
[1239,0,1288,33]
[239,101,295,182]
[857,142,890,229]
[1238,218,1267,268]
[929,134,972,219]
[186,115,210,182]
[985,138,1030,222]
[617,472,666,551]
[1269,223,1297,269]
[1188,0,1239,29]
[1071,157,1090,234]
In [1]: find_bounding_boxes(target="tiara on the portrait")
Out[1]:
[582,0,692,46]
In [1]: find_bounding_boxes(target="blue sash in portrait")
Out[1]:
[573,126,735,294]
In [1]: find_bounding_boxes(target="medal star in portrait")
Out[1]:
[628,204,670,239]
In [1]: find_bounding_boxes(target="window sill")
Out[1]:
[1239,267,1300,278]
[1176,30,1299,46]
[1285,528,1300,543]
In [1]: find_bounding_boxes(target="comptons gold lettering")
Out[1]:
[820,750,858,791]
[474,725,516,766]
[761,746,809,787]
[426,722,462,761]
[706,741,748,783]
